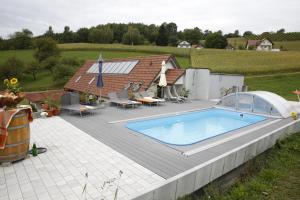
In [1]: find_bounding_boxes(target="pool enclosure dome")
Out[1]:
[218,91,294,118]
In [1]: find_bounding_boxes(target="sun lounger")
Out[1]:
[61,92,99,117]
[140,91,165,104]
[108,92,141,108]
[164,86,184,103]
[133,92,158,106]
[170,86,188,102]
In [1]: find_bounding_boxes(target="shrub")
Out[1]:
[61,57,80,67]
[0,56,24,79]
[52,64,75,83]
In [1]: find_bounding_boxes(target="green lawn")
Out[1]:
[245,73,300,101]
[180,133,300,200]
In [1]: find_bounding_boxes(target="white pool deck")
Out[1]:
[1,100,300,200]
[0,117,164,200]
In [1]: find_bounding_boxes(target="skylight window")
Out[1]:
[88,77,95,85]
[75,76,81,83]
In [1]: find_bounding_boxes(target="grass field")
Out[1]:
[273,40,300,51]
[181,133,300,200]
[0,49,190,69]
[58,43,191,57]
[60,43,300,75]
[191,49,300,75]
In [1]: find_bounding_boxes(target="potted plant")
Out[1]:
[52,103,60,116]
[42,98,60,117]
[0,78,24,109]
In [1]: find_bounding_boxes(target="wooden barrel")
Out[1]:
[0,110,30,163]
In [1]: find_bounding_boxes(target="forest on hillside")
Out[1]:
[1,22,300,50]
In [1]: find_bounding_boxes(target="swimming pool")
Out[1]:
[126,108,266,145]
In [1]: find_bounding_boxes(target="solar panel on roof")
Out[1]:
[86,60,138,74]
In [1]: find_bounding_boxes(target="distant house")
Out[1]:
[246,38,274,51]
[177,41,191,48]
[192,44,204,49]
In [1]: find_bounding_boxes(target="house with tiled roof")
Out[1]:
[64,54,185,98]
[64,54,244,100]
[246,38,274,51]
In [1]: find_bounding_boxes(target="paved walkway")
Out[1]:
[0,117,164,200]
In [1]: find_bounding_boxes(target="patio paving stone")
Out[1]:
[0,117,164,200]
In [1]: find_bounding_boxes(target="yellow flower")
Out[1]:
[10,78,18,85]
[3,79,9,85]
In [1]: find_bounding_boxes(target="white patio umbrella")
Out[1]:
[158,61,167,97]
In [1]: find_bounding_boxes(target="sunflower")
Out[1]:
[10,78,18,85]
[3,79,9,85]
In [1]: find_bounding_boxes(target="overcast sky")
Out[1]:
[1,0,300,38]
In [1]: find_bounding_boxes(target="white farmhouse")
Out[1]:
[246,38,274,51]
[177,41,191,48]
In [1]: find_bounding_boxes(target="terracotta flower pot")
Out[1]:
[46,110,53,117]
[0,92,24,109]
[52,108,60,116]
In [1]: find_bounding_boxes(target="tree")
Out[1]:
[243,31,254,37]
[144,24,158,44]
[0,37,3,50]
[41,56,60,74]
[107,23,128,43]
[234,30,240,37]
[62,26,75,43]
[205,32,228,49]
[77,28,89,42]
[156,23,168,46]
[168,35,179,46]
[25,61,39,80]
[122,27,144,45]
[277,28,285,34]
[34,37,60,63]
[9,29,33,49]
[182,27,203,44]
[166,22,177,36]
[0,56,24,79]
[44,26,55,38]
[88,26,114,43]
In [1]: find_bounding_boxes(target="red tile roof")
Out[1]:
[64,54,182,97]
[25,90,65,102]
[247,40,260,46]
[166,69,185,85]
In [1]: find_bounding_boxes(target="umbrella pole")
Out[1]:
[99,88,102,104]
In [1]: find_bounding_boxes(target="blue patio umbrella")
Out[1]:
[96,54,104,102]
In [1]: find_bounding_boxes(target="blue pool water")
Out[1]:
[126,108,266,145]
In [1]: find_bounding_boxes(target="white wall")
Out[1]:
[209,74,244,99]
[185,69,210,100]
[184,69,244,100]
